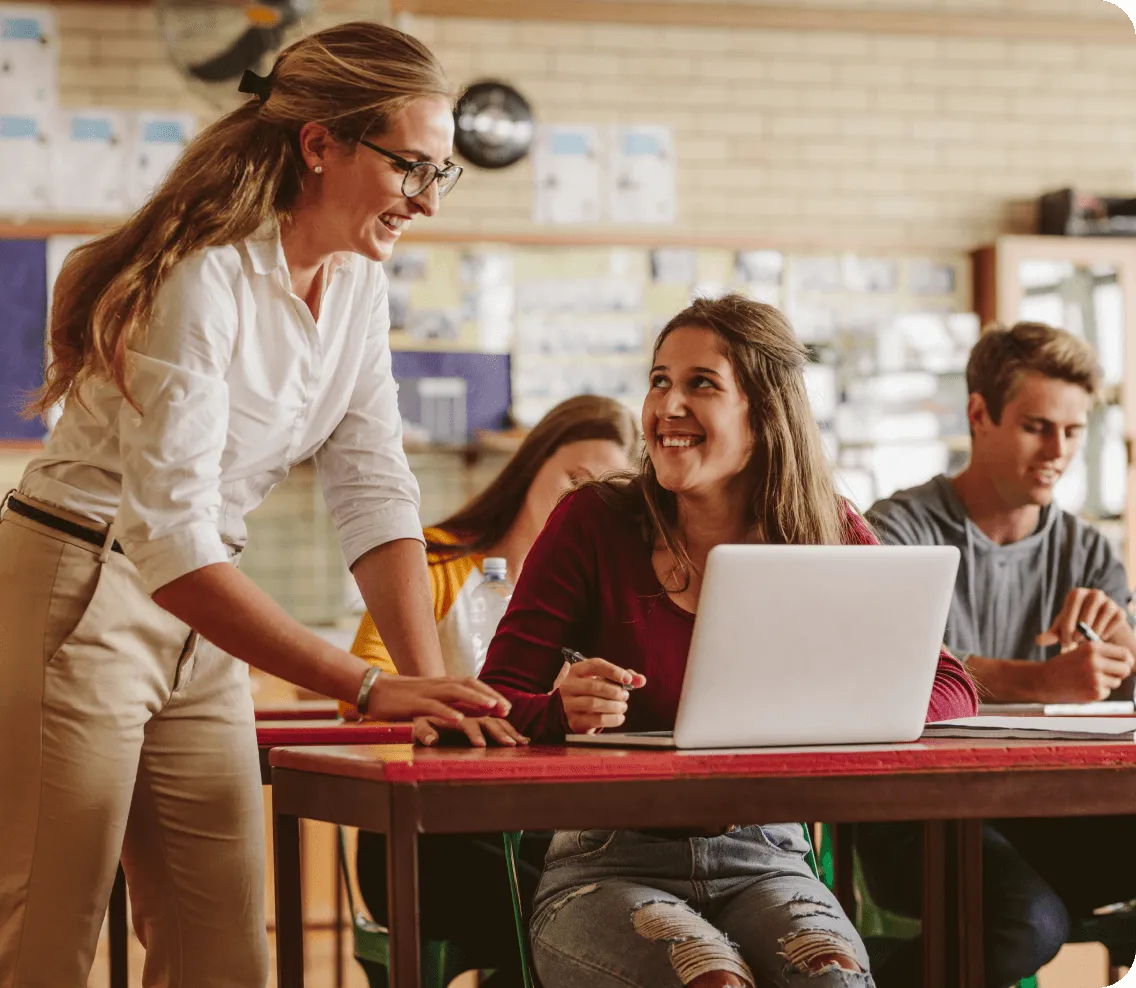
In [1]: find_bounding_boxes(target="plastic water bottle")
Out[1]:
[469,557,513,675]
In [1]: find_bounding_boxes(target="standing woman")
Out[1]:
[0,23,507,988]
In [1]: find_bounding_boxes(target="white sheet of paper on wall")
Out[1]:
[834,468,876,513]
[532,124,602,225]
[650,248,697,285]
[129,113,196,209]
[608,124,676,225]
[51,110,129,214]
[742,283,781,307]
[462,250,514,353]
[736,250,783,286]
[789,257,842,294]
[908,259,957,297]
[803,364,837,422]
[0,113,51,212]
[870,443,949,502]
[1053,449,1087,516]
[842,255,898,294]
[1101,405,1126,518]
[1093,281,1125,386]
[0,6,57,111]
[1017,292,1067,331]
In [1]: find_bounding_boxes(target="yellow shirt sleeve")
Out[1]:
[342,528,480,718]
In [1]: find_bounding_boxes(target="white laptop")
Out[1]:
[566,544,960,750]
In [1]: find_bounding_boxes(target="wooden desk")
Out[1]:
[269,738,1136,988]
[254,700,341,721]
[255,721,412,783]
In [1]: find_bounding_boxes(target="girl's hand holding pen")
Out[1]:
[558,648,647,734]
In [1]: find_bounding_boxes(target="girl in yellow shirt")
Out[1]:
[352,394,637,988]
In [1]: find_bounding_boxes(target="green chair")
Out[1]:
[337,828,538,988]
[817,826,1044,987]
[336,828,470,988]
[501,831,538,988]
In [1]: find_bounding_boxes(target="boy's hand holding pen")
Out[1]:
[558,647,647,735]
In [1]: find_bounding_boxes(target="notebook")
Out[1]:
[921,716,1136,741]
[978,701,1135,716]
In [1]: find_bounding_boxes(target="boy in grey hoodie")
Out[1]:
[858,321,1136,988]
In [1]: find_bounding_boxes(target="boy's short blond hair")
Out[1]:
[966,321,1102,422]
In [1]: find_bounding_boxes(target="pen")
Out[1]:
[561,646,641,690]
[1077,621,1102,643]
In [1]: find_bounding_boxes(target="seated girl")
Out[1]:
[479,295,978,988]
[350,393,639,987]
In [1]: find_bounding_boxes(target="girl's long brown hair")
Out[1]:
[26,22,450,418]
[428,394,639,558]
[592,293,847,587]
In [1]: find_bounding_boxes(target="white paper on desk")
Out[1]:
[608,124,675,225]
[51,110,130,214]
[533,124,602,225]
[0,6,57,111]
[129,112,196,209]
[922,716,1136,741]
[0,112,51,212]
[978,701,1135,716]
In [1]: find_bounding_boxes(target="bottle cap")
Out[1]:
[483,557,507,577]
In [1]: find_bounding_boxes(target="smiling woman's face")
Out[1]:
[304,96,456,262]
[642,324,753,500]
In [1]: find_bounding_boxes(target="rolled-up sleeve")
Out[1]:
[117,253,237,593]
[315,268,422,569]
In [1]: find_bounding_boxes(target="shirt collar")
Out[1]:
[244,217,353,281]
[245,218,287,277]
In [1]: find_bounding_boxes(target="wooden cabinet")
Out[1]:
[972,236,1136,575]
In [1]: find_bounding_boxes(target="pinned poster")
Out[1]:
[608,124,675,225]
[532,124,602,225]
[129,113,196,209]
[51,111,129,214]
[0,5,57,110]
[0,113,51,213]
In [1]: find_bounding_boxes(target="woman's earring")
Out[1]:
[314,165,323,174]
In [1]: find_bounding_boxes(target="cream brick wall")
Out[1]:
[40,0,1136,250]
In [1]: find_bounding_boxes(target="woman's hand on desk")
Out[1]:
[368,676,510,725]
[413,716,529,747]
[558,658,646,734]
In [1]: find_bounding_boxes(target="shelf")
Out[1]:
[0,217,974,256]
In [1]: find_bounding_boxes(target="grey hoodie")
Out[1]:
[868,474,1131,664]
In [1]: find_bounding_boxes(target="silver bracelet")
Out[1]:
[355,666,382,717]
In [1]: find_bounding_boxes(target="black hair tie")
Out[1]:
[238,68,272,103]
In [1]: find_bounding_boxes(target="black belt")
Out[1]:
[5,496,124,554]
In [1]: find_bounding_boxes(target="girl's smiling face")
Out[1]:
[642,324,753,500]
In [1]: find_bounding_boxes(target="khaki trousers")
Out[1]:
[0,496,268,988]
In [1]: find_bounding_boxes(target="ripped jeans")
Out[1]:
[531,825,874,988]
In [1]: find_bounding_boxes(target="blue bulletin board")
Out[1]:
[0,239,47,441]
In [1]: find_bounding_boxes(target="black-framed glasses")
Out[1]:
[359,140,463,199]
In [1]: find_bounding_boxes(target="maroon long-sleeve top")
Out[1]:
[480,487,978,742]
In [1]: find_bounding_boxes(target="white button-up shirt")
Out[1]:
[21,223,422,593]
